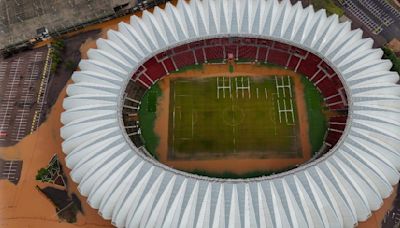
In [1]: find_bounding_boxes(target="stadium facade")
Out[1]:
[60,0,400,227]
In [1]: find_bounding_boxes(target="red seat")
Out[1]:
[330,116,347,123]
[267,49,290,66]
[310,71,325,83]
[326,94,342,104]
[256,47,268,62]
[172,44,190,54]
[155,51,168,61]
[225,45,238,58]
[194,48,205,64]
[330,74,343,87]
[320,62,335,75]
[256,38,273,47]
[316,77,337,98]
[290,47,308,58]
[328,103,346,110]
[287,55,300,70]
[137,74,152,87]
[204,46,224,61]
[189,40,205,49]
[163,58,176,73]
[325,130,342,146]
[297,53,320,76]
[205,38,221,45]
[329,123,346,132]
[273,41,291,51]
[143,58,166,81]
[238,45,257,60]
[172,51,196,69]
[145,65,166,81]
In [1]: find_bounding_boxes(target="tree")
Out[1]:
[65,60,77,71]
[36,168,49,180]
[382,47,400,75]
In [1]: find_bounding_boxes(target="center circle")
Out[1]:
[222,105,245,126]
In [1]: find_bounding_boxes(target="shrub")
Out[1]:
[65,60,77,71]
[36,168,49,180]
[382,47,400,75]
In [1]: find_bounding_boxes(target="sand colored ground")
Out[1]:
[0,80,112,228]
[154,63,311,174]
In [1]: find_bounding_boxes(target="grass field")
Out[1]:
[138,83,162,158]
[301,76,328,153]
[137,63,329,177]
[168,75,300,159]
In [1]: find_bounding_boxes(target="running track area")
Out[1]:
[0,46,50,146]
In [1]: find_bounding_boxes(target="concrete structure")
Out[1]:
[60,0,400,227]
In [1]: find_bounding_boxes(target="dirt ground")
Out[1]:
[154,63,311,174]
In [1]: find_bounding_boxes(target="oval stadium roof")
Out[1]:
[60,0,400,227]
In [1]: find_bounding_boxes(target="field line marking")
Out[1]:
[277,99,282,123]
[288,76,293,98]
[231,91,236,153]
[235,77,238,98]
[241,77,244,98]
[217,77,219,99]
[290,99,295,124]
[229,77,232,98]
[283,99,288,124]
[223,76,225,98]
[281,77,286,98]
[256,88,259,99]
[264,88,268,100]
[248,77,251,99]
[274,76,279,98]
[271,94,277,135]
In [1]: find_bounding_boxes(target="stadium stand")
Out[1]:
[126,37,349,149]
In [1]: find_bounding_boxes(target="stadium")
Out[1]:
[60,0,400,227]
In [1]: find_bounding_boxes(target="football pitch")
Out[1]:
[168,75,301,159]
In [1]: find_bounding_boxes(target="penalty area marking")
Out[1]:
[217,76,232,99]
[235,76,251,99]
[275,76,296,125]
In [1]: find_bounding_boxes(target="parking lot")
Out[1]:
[0,46,50,146]
[0,158,22,184]
[340,0,400,44]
